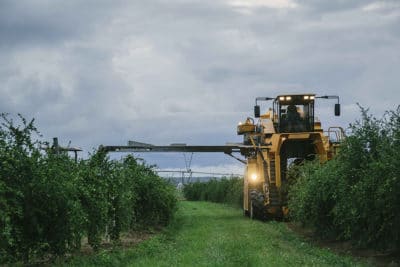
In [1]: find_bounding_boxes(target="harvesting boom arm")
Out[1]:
[100,141,252,164]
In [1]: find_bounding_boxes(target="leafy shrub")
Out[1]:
[289,106,400,250]
[0,114,177,264]
[122,155,177,228]
[0,114,83,262]
[288,160,343,238]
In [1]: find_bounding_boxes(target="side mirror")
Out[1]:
[335,104,341,116]
[254,105,260,118]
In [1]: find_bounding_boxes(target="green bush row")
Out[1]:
[0,114,177,264]
[183,177,243,207]
[288,106,400,250]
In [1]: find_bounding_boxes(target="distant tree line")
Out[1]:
[0,114,177,264]
[183,177,243,207]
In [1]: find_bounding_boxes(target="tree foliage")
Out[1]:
[0,114,177,264]
[288,106,400,250]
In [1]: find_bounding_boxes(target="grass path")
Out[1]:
[61,201,370,266]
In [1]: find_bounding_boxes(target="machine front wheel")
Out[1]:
[250,201,255,219]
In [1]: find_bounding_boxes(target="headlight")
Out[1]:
[286,96,292,101]
[310,96,315,100]
[279,96,285,101]
[304,95,309,100]
[251,173,258,181]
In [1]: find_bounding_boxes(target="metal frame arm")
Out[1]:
[255,97,274,105]
[99,141,254,154]
[316,95,340,104]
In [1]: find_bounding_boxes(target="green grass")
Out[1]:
[59,201,370,267]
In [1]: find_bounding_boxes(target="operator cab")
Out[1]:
[253,93,340,134]
[273,94,315,133]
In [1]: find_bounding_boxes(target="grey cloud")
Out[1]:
[0,0,123,47]
[297,0,375,13]
[0,0,399,169]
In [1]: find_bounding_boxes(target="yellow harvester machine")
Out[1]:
[102,93,345,220]
[238,94,344,219]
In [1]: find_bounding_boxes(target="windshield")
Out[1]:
[278,103,314,133]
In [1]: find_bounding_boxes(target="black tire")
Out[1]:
[250,200,255,219]
[244,209,250,217]
[250,189,265,220]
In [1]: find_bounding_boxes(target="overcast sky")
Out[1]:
[1,0,399,174]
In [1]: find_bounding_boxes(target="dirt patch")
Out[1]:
[79,229,157,255]
[287,222,400,267]
[23,230,158,266]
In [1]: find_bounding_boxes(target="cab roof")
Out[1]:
[276,93,316,98]
[276,94,316,104]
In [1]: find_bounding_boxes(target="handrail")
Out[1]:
[326,126,346,143]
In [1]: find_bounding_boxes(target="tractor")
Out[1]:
[238,94,344,219]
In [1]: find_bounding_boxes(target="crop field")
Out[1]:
[1,108,399,266]
[61,201,369,267]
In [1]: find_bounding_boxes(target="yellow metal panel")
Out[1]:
[243,166,249,211]
[288,133,310,139]
[275,153,281,188]
[237,124,256,135]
